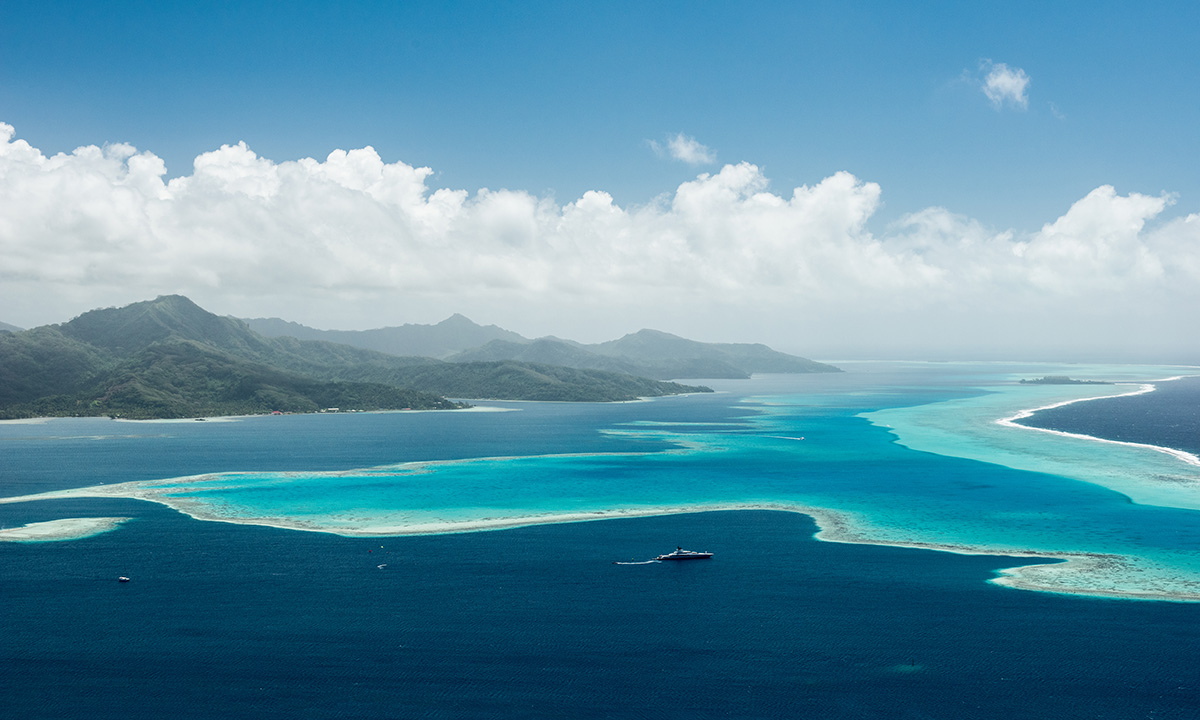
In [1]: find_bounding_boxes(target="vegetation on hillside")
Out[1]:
[364,361,709,402]
[0,296,710,419]
[247,313,840,379]
[0,335,463,420]
[449,329,840,379]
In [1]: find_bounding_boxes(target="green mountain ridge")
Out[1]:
[0,297,463,418]
[0,296,709,419]
[589,329,841,377]
[368,360,704,402]
[447,338,650,376]
[245,315,839,379]
[244,313,525,359]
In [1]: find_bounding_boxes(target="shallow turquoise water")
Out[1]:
[4,361,1200,599]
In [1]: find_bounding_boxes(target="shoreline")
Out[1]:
[6,483,1198,602]
[0,396,717,424]
[998,378,1200,468]
[0,404,515,425]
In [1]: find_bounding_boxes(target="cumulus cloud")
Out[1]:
[0,121,1196,358]
[981,61,1030,110]
[649,133,716,165]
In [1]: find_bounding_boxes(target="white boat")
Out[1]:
[656,546,713,561]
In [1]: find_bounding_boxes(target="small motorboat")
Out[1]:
[117,576,131,583]
[656,546,713,561]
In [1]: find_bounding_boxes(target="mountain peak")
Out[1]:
[438,313,479,327]
[625,329,684,340]
[600,329,699,355]
[58,295,249,354]
[150,293,198,307]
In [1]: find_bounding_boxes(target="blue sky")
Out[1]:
[2,2,1198,359]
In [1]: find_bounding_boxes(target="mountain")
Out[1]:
[360,361,704,402]
[449,338,649,376]
[0,296,708,419]
[0,321,21,333]
[246,312,836,380]
[590,329,840,377]
[0,296,463,419]
[243,314,526,359]
[450,329,839,379]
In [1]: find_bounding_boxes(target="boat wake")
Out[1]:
[612,559,660,565]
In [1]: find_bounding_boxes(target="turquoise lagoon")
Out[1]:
[4,361,1200,601]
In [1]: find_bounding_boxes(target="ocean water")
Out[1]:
[1018,374,1200,454]
[3,362,1200,718]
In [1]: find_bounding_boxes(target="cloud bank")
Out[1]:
[1,122,1196,359]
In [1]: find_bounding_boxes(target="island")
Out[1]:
[0,296,713,419]
[1018,376,1111,385]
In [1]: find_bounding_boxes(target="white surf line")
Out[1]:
[996,378,1200,468]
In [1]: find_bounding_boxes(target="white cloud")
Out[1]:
[649,132,716,165]
[981,61,1030,110]
[0,121,1196,359]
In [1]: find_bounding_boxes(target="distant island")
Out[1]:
[1019,376,1111,385]
[0,296,844,419]
[0,295,840,420]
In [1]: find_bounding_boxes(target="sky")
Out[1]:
[2,1,1198,361]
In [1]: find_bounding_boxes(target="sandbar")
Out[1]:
[0,516,131,542]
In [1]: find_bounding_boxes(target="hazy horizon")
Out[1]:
[3,3,1197,363]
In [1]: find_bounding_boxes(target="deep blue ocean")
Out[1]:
[1019,374,1200,454]
[3,364,1199,719]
